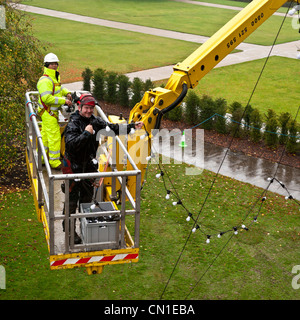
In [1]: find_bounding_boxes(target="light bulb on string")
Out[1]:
[172,200,182,206]
[105,125,111,132]
[217,232,224,238]
[288,5,300,16]
[165,190,171,200]
[90,200,99,210]
[206,235,211,244]
[192,225,200,233]
[130,128,135,135]
[285,195,293,200]
[261,196,266,202]
[241,224,248,231]
[253,216,258,223]
[156,171,164,179]
[186,212,193,222]
[279,181,285,188]
[233,227,238,235]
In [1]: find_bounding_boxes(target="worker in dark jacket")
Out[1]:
[62,93,143,243]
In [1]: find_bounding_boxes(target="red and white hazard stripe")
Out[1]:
[51,253,138,267]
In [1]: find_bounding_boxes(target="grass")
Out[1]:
[25,1,300,121]
[0,162,299,300]
[23,0,298,46]
[193,56,300,122]
[29,13,201,82]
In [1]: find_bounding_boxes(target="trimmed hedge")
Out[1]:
[85,69,299,154]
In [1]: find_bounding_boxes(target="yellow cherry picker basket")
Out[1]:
[25,91,141,275]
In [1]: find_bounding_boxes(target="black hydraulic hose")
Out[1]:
[154,83,188,130]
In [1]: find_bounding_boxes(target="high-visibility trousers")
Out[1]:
[40,110,61,168]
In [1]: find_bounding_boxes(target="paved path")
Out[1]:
[174,0,289,17]
[17,3,300,84]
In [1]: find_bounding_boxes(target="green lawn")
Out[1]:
[22,0,298,45]
[29,13,201,82]
[25,1,300,121]
[194,56,300,122]
[0,162,299,300]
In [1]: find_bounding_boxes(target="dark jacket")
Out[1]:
[64,110,135,173]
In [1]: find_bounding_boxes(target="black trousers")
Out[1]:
[62,179,94,231]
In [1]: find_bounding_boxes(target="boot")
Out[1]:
[62,220,82,244]
[74,231,82,244]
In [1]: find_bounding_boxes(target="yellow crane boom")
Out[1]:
[126,0,293,190]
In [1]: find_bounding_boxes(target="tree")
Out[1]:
[0,0,44,172]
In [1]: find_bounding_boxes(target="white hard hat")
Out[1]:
[44,53,59,63]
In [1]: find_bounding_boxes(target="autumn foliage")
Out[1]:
[0,0,44,172]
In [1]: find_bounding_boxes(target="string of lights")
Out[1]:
[155,3,298,299]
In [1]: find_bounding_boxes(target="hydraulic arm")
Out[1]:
[129,0,290,129]
[126,0,292,191]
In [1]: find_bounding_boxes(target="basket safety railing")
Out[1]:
[25,91,141,256]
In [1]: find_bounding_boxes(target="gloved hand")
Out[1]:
[60,104,75,119]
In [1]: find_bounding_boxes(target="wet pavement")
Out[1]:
[152,131,300,201]
[204,143,300,200]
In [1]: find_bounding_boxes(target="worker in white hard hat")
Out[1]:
[37,53,72,169]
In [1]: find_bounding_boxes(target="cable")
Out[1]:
[159,3,294,300]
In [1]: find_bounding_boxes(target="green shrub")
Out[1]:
[264,109,278,148]
[214,98,227,134]
[81,67,93,91]
[92,68,106,100]
[250,108,262,143]
[198,94,216,130]
[130,77,144,108]
[164,105,183,122]
[278,112,291,145]
[286,119,299,154]
[229,101,244,138]
[105,71,118,104]
[184,91,200,125]
[144,78,154,91]
[117,74,131,108]
[243,104,253,136]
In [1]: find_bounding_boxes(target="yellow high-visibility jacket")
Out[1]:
[37,67,70,116]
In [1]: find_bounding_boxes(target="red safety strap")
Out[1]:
[39,75,58,120]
